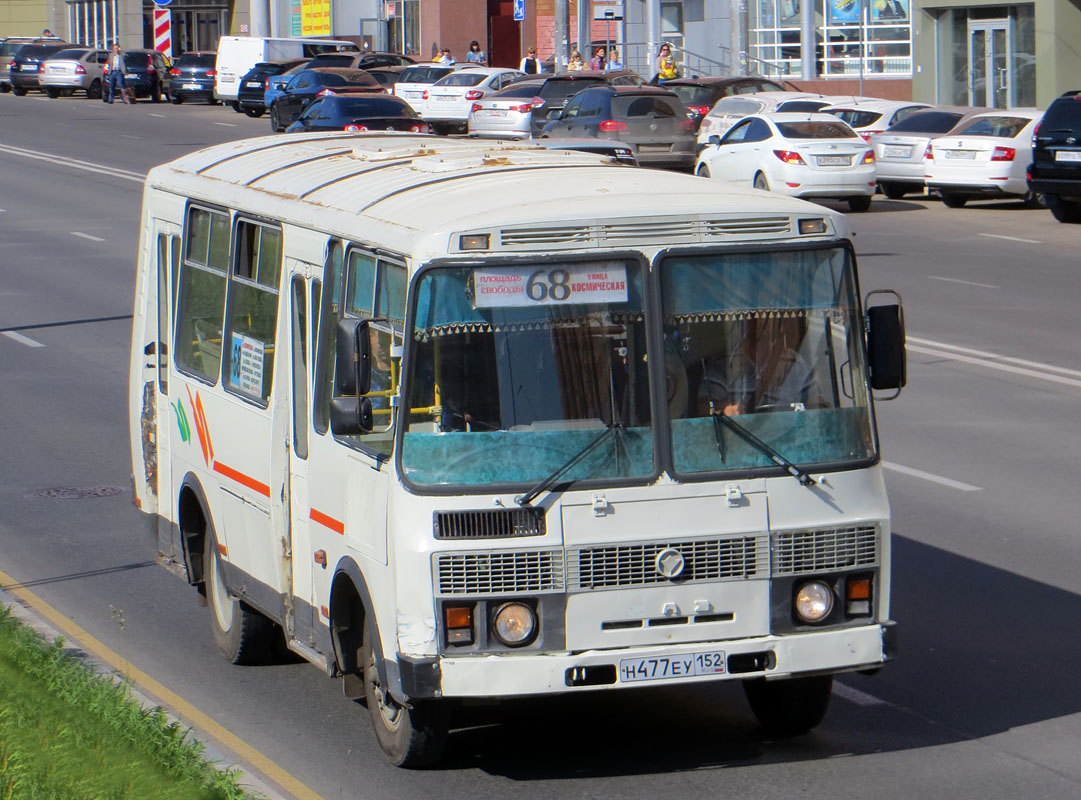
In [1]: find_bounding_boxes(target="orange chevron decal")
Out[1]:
[310,508,345,535]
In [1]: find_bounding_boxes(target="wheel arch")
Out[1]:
[330,557,393,697]
[177,472,215,589]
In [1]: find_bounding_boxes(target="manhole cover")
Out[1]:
[28,486,125,500]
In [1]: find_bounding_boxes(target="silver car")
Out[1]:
[467,79,545,139]
[40,47,108,98]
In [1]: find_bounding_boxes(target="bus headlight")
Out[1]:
[492,602,536,646]
[794,581,834,623]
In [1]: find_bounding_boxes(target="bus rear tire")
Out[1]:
[743,674,833,737]
[363,634,449,768]
[204,529,273,665]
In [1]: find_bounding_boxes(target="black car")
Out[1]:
[168,51,218,104]
[10,42,74,94]
[1028,90,1081,223]
[661,76,786,129]
[269,68,382,132]
[306,51,414,70]
[103,49,169,102]
[285,94,427,133]
[528,69,644,137]
[237,58,307,118]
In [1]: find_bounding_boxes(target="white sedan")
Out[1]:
[421,67,525,134]
[696,112,877,212]
[924,108,1043,207]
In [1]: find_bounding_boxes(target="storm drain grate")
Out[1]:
[27,486,125,500]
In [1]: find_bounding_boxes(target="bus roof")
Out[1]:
[146,133,845,260]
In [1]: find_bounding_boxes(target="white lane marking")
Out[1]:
[907,336,1081,377]
[978,233,1041,244]
[0,143,144,183]
[882,461,982,492]
[148,113,166,118]
[120,134,140,139]
[908,340,1081,389]
[71,231,105,242]
[833,681,888,707]
[928,275,1000,289]
[3,331,45,348]
[213,122,237,127]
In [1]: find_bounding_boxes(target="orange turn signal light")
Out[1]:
[846,577,871,601]
[445,606,473,629]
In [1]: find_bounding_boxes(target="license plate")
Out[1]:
[405,91,422,98]
[817,155,851,166]
[183,83,201,90]
[639,144,670,153]
[246,80,263,88]
[618,650,726,683]
[25,65,39,72]
[125,73,139,80]
[1055,150,1081,162]
[484,109,507,117]
[883,145,912,158]
[944,150,977,159]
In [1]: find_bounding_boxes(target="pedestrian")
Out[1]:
[106,43,126,104]
[654,42,679,81]
[607,47,623,71]
[520,45,540,74]
[466,40,486,63]
[42,28,53,37]
[441,47,456,65]
[567,50,584,71]
[589,46,606,71]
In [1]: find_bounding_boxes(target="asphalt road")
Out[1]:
[1,91,1079,800]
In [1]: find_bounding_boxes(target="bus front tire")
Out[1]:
[363,635,449,768]
[204,530,273,665]
[743,674,833,737]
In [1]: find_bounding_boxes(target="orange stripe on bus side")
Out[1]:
[309,508,345,535]
[212,461,271,497]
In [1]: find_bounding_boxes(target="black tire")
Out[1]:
[242,106,265,118]
[12,86,26,97]
[696,164,711,178]
[270,105,283,132]
[743,674,833,737]
[879,182,907,200]
[170,93,182,104]
[45,87,59,98]
[1049,198,1081,223]
[753,172,769,192]
[848,195,872,212]
[0,84,10,93]
[939,191,967,208]
[87,79,102,99]
[363,631,449,768]
[204,529,274,665]
[231,100,241,111]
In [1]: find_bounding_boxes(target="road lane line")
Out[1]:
[0,566,325,800]
[928,275,1000,289]
[833,681,888,707]
[149,113,166,118]
[3,331,44,348]
[978,233,1041,244]
[71,231,106,242]
[214,122,237,127]
[907,336,1081,378]
[907,343,1081,389]
[882,461,982,492]
[0,143,145,182]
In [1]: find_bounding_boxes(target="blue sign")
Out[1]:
[155,0,173,6]
[513,0,525,22]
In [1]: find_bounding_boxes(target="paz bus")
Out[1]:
[128,133,906,767]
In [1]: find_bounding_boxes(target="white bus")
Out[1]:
[129,134,906,767]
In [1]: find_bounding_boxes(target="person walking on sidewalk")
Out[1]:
[106,43,126,104]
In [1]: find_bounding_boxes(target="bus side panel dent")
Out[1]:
[139,380,158,497]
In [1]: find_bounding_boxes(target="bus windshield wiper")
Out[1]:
[711,413,816,487]
[516,423,622,507]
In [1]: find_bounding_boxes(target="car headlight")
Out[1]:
[492,602,537,646]
[794,581,834,623]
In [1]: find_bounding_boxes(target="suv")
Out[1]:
[0,35,63,92]
[168,51,219,104]
[236,58,306,118]
[103,49,170,102]
[528,69,644,137]
[10,42,74,94]
[1028,90,1081,223]
[306,51,413,70]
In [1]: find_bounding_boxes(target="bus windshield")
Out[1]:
[401,260,654,487]
[660,246,876,475]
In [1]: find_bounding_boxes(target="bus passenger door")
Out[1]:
[152,220,182,560]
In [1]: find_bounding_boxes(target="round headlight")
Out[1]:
[492,602,537,646]
[794,581,834,623]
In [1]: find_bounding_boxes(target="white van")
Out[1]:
[214,35,357,104]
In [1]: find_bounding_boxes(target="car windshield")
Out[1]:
[660,247,875,476]
[776,120,859,139]
[1,41,30,58]
[399,66,454,83]
[52,49,89,60]
[886,111,963,134]
[951,115,1032,138]
[827,109,883,128]
[434,72,487,87]
[402,260,653,488]
[123,53,150,68]
[316,71,368,87]
[1041,100,1081,130]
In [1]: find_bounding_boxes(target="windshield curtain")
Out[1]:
[401,260,654,488]
[660,247,875,476]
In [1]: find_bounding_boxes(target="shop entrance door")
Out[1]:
[968,19,1011,108]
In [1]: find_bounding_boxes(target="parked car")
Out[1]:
[541,85,695,170]
[1027,91,1081,222]
[696,112,877,212]
[1,35,64,92]
[285,93,427,133]
[392,63,472,112]
[236,58,307,118]
[214,35,357,106]
[421,67,525,133]
[10,42,75,95]
[821,99,932,141]
[269,67,382,132]
[924,108,1043,208]
[696,92,866,149]
[871,106,992,198]
[365,64,410,91]
[103,49,170,102]
[528,70,645,137]
[264,61,311,110]
[467,79,546,139]
[305,51,414,70]
[39,47,108,98]
[530,136,639,166]
[661,76,786,129]
[168,51,218,104]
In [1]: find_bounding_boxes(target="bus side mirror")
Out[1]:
[330,319,374,435]
[866,301,906,394]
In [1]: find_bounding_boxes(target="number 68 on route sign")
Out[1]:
[473,263,628,308]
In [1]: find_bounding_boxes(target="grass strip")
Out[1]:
[0,605,255,800]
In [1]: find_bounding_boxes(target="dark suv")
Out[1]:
[168,51,218,104]
[103,49,169,102]
[10,42,74,94]
[1028,91,1081,223]
[236,59,306,117]
[528,69,644,137]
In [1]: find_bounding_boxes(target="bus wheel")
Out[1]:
[743,674,833,737]
[363,634,449,768]
[204,530,273,665]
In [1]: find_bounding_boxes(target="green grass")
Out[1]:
[0,605,255,800]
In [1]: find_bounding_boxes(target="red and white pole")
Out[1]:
[153,9,172,58]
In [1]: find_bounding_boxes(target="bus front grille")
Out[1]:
[433,508,545,540]
[435,549,564,595]
[771,526,879,576]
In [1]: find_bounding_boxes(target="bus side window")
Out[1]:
[175,207,230,383]
[314,241,343,434]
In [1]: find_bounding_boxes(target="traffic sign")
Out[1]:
[513,0,525,22]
